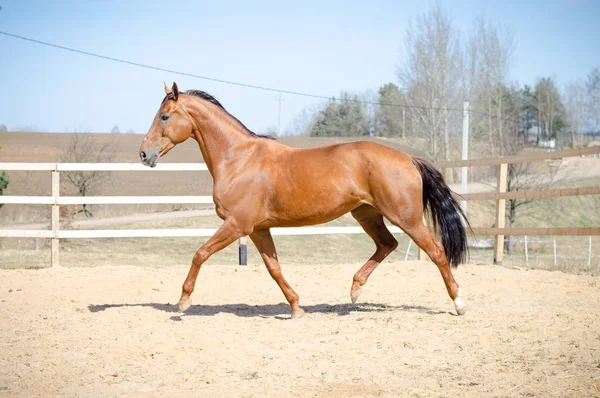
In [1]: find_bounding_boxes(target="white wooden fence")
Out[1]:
[0,162,405,267]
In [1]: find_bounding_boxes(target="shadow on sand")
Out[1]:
[88,301,448,319]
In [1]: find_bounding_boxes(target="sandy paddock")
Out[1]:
[1,261,599,397]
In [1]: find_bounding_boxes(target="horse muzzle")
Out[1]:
[140,149,159,168]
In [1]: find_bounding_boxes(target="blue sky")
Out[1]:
[0,0,599,135]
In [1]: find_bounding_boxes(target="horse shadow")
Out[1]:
[88,301,449,319]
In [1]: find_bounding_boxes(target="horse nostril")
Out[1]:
[140,151,147,160]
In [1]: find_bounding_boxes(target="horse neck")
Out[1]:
[182,97,256,179]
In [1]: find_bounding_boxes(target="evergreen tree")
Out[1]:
[310,92,369,137]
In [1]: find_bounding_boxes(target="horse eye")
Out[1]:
[161,114,169,121]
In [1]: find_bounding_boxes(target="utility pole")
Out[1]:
[402,107,406,140]
[461,101,470,216]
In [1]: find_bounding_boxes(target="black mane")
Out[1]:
[184,90,225,109]
[167,90,275,140]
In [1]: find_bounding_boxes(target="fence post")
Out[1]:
[493,163,508,265]
[524,235,529,265]
[405,240,413,261]
[553,239,557,267]
[238,236,247,266]
[51,170,60,267]
[589,236,592,271]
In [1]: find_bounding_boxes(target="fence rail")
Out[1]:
[1,145,599,267]
[437,145,600,264]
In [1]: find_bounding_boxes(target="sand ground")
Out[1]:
[1,261,599,397]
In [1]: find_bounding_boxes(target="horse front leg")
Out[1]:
[178,219,243,312]
[249,229,304,319]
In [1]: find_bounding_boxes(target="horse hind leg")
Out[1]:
[384,210,466,316]
[350,205,398,304]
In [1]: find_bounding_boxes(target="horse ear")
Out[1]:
[172,82,179,101]
[164,82,172,95]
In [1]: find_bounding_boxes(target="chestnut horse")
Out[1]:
[140,82,468,318]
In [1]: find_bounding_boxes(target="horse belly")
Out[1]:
[263,183,367,228]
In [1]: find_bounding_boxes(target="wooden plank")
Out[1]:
[453,186,600,201]
[493,164,508,265]
[0,195,214,205]
[57,196,214,205]
[0,196,55,204]
[436,146,600,169]
[0,162,208,171]
[0,230,53,238]
[0,162,57,171]
[58,228,219,238]
[56,163,208,171]
[472,227,600,236]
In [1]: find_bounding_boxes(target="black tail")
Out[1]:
[412,157,468,268]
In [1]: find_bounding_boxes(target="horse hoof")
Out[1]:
[178,297,192,313]
[454,296,466,316]
[291,309,305,319]
[350,288,362,304]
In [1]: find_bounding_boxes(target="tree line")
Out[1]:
[298,5,599,165]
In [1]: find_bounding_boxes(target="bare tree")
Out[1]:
[504,159,563,254]
[289,106,318,136]
[533,77,566,140]
[397,3,462,167]
[468,17,514,156]
[586,67,600,133]
[60,134,115,217]
[564,80,586,146]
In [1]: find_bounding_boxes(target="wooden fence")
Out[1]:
[1,145,599,267]
[0,162,407,267]
[436,146,600,264]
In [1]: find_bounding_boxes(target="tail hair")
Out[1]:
[412,157,469,268]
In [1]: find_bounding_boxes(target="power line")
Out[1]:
[0,30,461,113]
[0,30,522,125]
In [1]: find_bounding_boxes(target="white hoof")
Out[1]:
[291,309,305,319]
[178,297,192,313]
[454,295,466,316]
[350,289,362,304]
